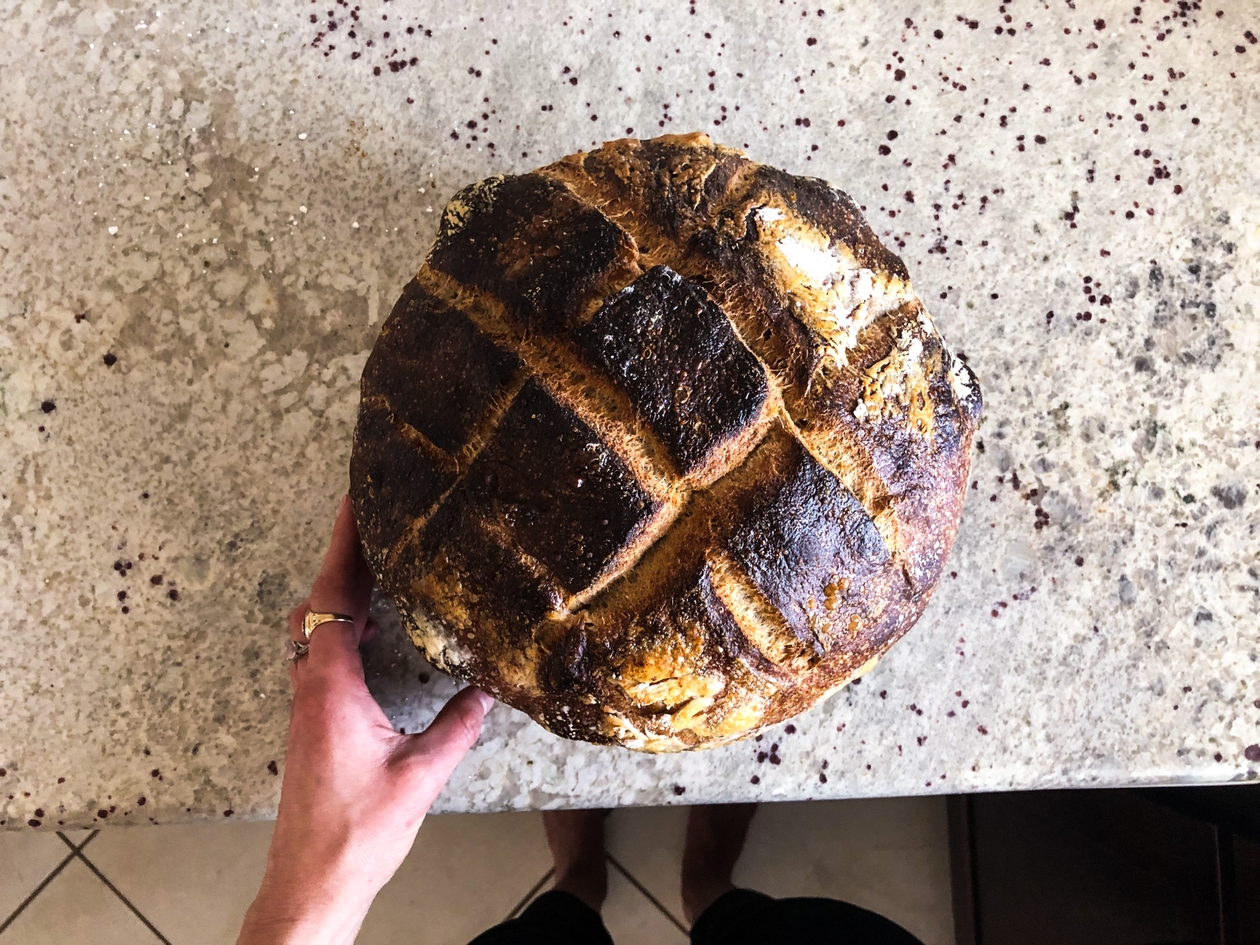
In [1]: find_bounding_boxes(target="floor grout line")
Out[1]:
[503,868,555,922]
[607,854,691,936]
[0,846,79,936]
[71,848,173,945]
[56,830,100,854]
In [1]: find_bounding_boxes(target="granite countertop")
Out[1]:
[2,0,1257,830]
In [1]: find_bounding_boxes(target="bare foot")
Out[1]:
[680,803,758,925]
[543,809,609,912]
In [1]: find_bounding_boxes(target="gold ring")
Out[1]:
[302,611,357,640]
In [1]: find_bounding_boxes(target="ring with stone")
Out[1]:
[285,639,310,662]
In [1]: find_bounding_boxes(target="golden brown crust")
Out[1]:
[349,133,982,751]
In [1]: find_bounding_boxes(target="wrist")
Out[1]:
[238,873,375,945]
[238,850,382,945]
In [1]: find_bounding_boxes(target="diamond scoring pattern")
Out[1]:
[363,165,888,650]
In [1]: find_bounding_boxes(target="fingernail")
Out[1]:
[471,688,495,715]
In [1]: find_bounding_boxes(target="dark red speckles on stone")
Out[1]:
[977,725,989,735]
[673,784,686,795]
[103,353,117,367]
[1246,745,1260,762]
[268,760,279,775]
[224,809,234,817]
[934,29,943,38]
[168,588,179,601]
[750,775,760,784]
[28,819,40,828]
[878,145,891,155]
[41,400,55,413]
[1094,18,1106,29]
[806,37,817,45]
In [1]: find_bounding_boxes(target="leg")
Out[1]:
[545,808,609,912]
[467,809,612,945]
[680,803,758,925]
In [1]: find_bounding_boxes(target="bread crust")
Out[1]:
[350,133,982,751]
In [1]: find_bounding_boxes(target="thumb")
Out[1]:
[395,687,494,803]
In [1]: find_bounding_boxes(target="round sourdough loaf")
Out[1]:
[350,133,982,752]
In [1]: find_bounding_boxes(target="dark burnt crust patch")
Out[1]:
[363,279,522,455]
[413,491,567,662]
[723,435,891,647]
[574,265,769,478]
[426,174,638,335]
[349,401,458,579]
[463,378,660,595]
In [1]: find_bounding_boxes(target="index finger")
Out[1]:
[303,496,375,675]
[308,494,375,627]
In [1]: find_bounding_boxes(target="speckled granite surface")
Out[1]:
[2,0,1257,830]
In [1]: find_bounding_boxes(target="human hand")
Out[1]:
[237,495,494,945]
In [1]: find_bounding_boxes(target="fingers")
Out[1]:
[397,688,494,800]
[310,495,374,628]
[305,495,375,676]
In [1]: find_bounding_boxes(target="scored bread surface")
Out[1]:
[350,133,982,752]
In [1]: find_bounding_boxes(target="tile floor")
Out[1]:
[0,797,954,944]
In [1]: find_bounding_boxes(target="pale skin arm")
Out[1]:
[237,495,493,945]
